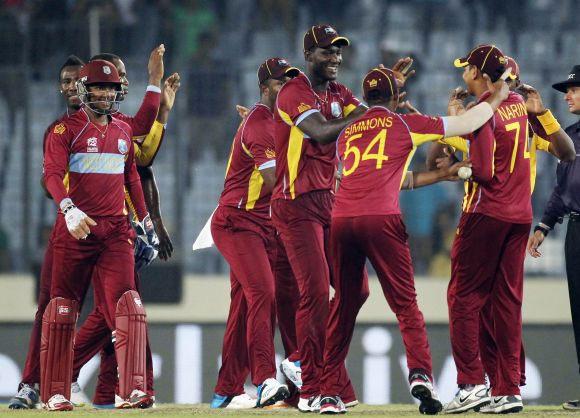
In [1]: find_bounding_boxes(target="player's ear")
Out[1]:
[304,48,312,62]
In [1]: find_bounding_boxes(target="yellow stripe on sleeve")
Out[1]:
[441,136,468,153]
[278,108,304,199]
[245,168,264,210]
[133,121,165,167]
[410,132,445,146]
[344,104,358,117]
[534,134,551,153]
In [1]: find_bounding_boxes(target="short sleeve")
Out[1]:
[276,78,319,126]
[339,84,361,116]
[402,114,446,146]
[245,116,276,169]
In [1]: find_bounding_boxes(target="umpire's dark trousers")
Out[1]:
[565,213,580,373]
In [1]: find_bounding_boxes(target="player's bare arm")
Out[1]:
[260,166,276,193]
[518,83,575,162]
[402,159,471,190]
[297,110,360,144]
[157,72,181,124]
[137,165,173,260]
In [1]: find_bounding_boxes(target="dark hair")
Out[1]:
[365,89,393,103]
[90,53,121,63]
[59,55,84,77]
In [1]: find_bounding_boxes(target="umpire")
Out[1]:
[527,65,580,410]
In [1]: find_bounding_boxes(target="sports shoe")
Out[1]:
[319,395,346,414]
[129,389,154,408]
[70,381,88,407]
[44,394,74,411]
[227,393,257,409]
[480,395,523,414]
[409,371,442,415]
[8,384,40,409]
[256,378,290,407]
[563,399,580,410]
[281,358,303,389]
[298,394,322,412]
[210,393,232,409]
[443,384,489,413]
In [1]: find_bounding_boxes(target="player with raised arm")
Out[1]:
[41,60,157,411]
[8,55,85,410]
[442,45,530,414]
[318,67,509,415]
[209,58,300,410]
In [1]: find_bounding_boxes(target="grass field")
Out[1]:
[0,404,575,417]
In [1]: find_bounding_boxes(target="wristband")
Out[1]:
[534,223,550,237]
[59,198,76,214]
[536,109,561,136]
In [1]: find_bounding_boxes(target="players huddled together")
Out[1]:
[7,22,580,415]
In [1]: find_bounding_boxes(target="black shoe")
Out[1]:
[563,399,580,410]
[409,370,442,415]
[319,396,346,414]
[8,384,39,409]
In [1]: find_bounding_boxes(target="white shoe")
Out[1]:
[44,394,74,411]
[344,399,359,408]
[319,395,346,414]
[70,381,88,407]
[256,378,290,408]
[8,384,40,409]
[280,358,303,389]
[480,395,523,414]
[409,372,442,415]
[298,394,322,412]
[443,384,489,413]
[226,393,257,409]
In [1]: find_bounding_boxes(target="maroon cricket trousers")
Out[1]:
[448,212,530,396]
[321,214,433,396]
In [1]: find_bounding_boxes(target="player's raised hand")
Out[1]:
[527,230,545,257]
[148,44,165,87]
[517,84,547,115]
[448,87,469,116]
[391,57,415,87]
[236,105,250,119]
[161,73,181,111]
[398,99,421,115]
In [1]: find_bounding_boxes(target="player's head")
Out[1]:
[59,55,85,111]
[90,53,128,98]
[504,56,521,90]
[76,59,123,115]
[303,24,349,82]
[552,65,580,115]
[454,44,507,95]
[257,58,300,104]
[362,68,399,110]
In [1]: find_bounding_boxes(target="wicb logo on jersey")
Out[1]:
[118,138,128,154]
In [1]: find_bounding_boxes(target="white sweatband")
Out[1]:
[442,102,494,138]
[146,85,162,93]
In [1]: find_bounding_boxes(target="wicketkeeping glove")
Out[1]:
[134,235,158,272]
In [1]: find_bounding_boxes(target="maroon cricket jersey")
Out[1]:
[272,72,360,201]
[463,91,532,223]
[43,108,147,219]
[219,103,276,219]
[333,106,445,217]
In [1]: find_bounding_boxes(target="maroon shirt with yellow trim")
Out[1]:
[333,106,445,217]
[219,103,276,220]
[463,91,532,223]
[273,72,360,201]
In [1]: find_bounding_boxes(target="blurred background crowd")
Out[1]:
[0,0,578,279]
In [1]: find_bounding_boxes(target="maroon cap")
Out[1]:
[79,59,121,86]
[362,68,399,101]
[303,24,350,51]
[257,57,300,85]
[505,56,520,80]
[454,44,507,81]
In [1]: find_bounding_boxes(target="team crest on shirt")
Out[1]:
[298,102,311,113]
[265,148,276,159]
[118,138,128,154]
[331,102,342,118]
[53,123,66,134]
[86,137,98,153]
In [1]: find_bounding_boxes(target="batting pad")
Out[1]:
[115,290,147,400]
[40,297,79,402]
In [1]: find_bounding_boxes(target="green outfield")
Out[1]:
[0,404,574,417]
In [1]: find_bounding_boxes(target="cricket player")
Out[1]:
[443,45,530,414]
[70,48,179,409]
[210,58,299,409]
[318,67,509,415]
[270,24,370,411]
[41,59,156,411]
[8,55,85,410]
